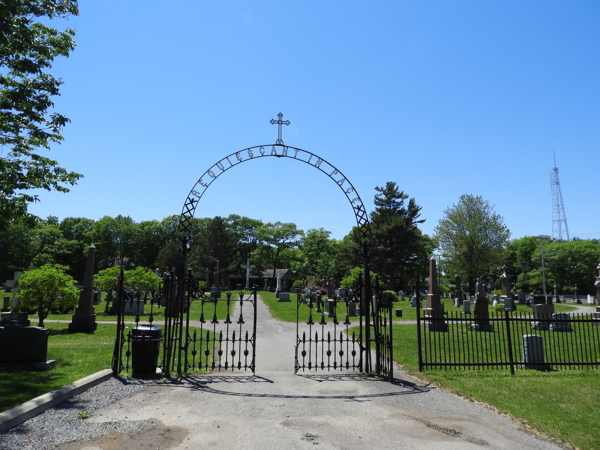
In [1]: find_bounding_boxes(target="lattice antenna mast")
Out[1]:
[550,150,570,241]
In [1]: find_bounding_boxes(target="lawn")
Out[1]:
[259,292,578,323]
[0,322,114,413]
[352,324,600,450]
[24,290,254,323]
[0,322,216,414]
[391,297,577,320]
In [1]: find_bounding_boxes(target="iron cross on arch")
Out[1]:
[270,112,290,145]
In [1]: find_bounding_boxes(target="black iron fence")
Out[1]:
[417,310,600,373]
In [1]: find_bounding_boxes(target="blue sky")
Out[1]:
[28,1,600,241]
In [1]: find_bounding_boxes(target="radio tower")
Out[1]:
[550,150,570,241]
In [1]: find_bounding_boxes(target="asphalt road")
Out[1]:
[59,295,565,450]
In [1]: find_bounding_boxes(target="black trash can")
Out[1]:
[131,325,161,376]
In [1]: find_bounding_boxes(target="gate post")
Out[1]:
[416,275,423,372]
[252,287,258,375]
[363,243,372,373]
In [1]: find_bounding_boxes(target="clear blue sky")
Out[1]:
[29,0,600,242]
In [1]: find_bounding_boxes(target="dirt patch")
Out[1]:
[60,421,189,450]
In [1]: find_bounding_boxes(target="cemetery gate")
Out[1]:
[113,114,393,379]
[112,268,257,377]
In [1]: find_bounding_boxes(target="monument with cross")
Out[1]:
[240,259,255,290]
[270,112,290,144]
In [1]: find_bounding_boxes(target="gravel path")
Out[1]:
[0,377,158,450]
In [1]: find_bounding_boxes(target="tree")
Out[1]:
[18,263,78,327]
[434,194,510,295]
[0,216,37,280]
[254,222,303,284]
[370,182,428,288]
[188,216,237,284]
[0,1,82,227]
[92,215,136,269]
[300,228,335,280]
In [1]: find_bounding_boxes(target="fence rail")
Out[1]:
[417,310,600,373]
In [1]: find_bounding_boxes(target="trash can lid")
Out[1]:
[131,325,161,336]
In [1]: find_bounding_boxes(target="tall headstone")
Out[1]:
[500,267,511,303]
[455,273,463,307]
[69,245,98,333]
[472,278,493,331]
[205,268,210,290]
[275,273,281,298]
[554,283,561,303]
[263,278,268,291]
[594,263,600,326]
[574,284,581,304]
[327,279,335,299]
[240,259,255,290]
[0,271,30,326]
[424,257,447,332]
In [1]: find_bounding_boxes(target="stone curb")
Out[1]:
[0,368,113,432]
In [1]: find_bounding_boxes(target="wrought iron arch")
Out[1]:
[178,144,371,251]
[177,143,384,376]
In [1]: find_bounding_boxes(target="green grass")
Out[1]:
[351,324,600,450]
[261,291,356,322]
[0,322,114,413]
[0,321,216,413]
[25,291,253,323]
[391,297,577,320]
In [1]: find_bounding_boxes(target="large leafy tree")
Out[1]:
[18,263,78,327]
[434,194,510,295]
[300,228,335,281]
[0,0,82,227]
[254,222,304,283]
[188,216,238,285]
[370,182,428,288]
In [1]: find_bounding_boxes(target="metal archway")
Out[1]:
[171,143,391,379]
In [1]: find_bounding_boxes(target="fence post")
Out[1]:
[505,310,515,375]
[416,276,423,372]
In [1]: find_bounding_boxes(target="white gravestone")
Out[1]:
[240,259,255,290]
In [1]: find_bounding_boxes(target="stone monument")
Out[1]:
[275,273,281,298]
[454,273,463,307]
[424,257,447,332]
[499,266,511,303]
[69,245,98,333]
[594,263,600,326]
[0,271,29,326]
[472,278,493,331]
[553,283,561,303]
[240,259,255,290]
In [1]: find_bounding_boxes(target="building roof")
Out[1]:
[260,268,297,279]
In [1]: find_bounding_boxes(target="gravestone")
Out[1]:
[123,297,145,315]
[0,324,55,371]
[554,283,561,303]
[278,292,291,302]
[518,292,527,305]
[327,280,335,299]
[263,279,268,291]
[93,290,100,305]
[522,335,549,371]
[587,295,596,305]
[594,263,600,326]
[462,300,471,314]
[492,299,498,308]
[472,278,493,331]
[504,297,515,312]
[69,245,97,333]
[312,292,322,313]
[549,313,573,332]
[275,274,281,298]
[347,300,357,317]
[455,273,463,307]
[0,271,29,326]
[411,296,418,307]
[335,288,347,300]
[424,257,447,332]
[531,303,554,330]
[499,267,512,303]
[325,299,336,318]
[236,283,242,291]
[1,296,9,312]
[240,259,255,290]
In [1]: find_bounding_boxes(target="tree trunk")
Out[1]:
[38,306,45,328]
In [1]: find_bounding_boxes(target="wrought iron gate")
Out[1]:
[112,268,257,377]
[294,276,393,379]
